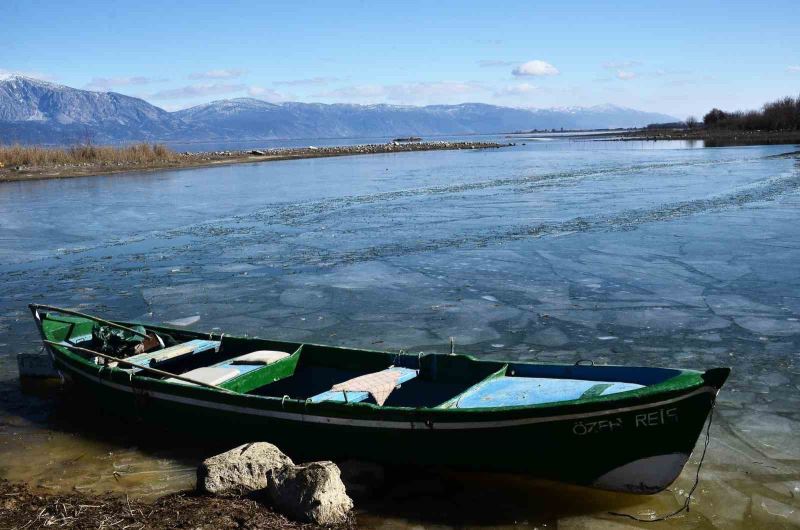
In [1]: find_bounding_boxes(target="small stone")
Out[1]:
[267,461,353,525]
[197,442,293,494]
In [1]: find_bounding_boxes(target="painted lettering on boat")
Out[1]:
[572,417,623,435]
[635,407,678,428]
[573,407,678,436]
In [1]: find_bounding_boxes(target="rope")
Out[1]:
[609,396,717,523]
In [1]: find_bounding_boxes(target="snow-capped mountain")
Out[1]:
[0,76,677,144]
[0,75,189,142]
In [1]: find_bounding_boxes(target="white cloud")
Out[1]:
[787,66,800,73]
[247,86,284,101]
[314,81,488,104]
[602,60,643,69]
[148,83,246,100]
[85,76,166,90]
[274,77,339,86]
[188,69,247,80]
[616,70,637,80]
[494,83,539,97]
[512,60,559,77]
[478,60,515,68]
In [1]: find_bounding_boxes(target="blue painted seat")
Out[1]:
[125,339,220,372]
[448,377,644,409]
[309,367,418,404]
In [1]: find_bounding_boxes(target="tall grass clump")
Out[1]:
[0,143,178,167]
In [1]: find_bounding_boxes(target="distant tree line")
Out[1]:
[702,94,800,131]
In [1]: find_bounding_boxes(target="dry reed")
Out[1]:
[0,143,178,167]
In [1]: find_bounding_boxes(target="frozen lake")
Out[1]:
[1,137,799,527]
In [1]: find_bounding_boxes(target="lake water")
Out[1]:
[1,137,799,528]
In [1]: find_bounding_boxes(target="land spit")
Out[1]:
[0,140,507,183]
[615,128,800,147]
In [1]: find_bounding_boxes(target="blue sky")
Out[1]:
[2,0,798,118]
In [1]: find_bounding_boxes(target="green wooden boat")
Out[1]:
[30,304,729,494]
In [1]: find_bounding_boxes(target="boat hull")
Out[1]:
[51,346,719,494]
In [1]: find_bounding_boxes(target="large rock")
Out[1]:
[198,442,293,494]
[267,461,353,525]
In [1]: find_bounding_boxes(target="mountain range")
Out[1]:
[0,76,677,144]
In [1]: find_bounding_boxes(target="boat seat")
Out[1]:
[447,377,644,408]
[309,367,418,405]
[125,339,220,372]
[166,349,294,388]
[167,366,241,386]
[230,350,290,365]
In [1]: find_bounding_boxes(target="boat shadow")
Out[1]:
[4,378,655,526]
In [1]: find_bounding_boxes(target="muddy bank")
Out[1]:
[0,141,506,183]
[0,479,349,529]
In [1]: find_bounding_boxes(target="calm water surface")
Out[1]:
[1,138,799,528]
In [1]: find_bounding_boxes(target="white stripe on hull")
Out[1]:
[592,452,690,493]
[56,358,716,431]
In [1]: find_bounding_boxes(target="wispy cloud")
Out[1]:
[148,83,246,100]
[478,60,515,68]
[85,76,166,90]
[314,81,487,104]
[602,60,643,69]
[274,76,339,86]
[247,86,284,101]
[511,60,559,77]
[494,83,539,97]
[787,65,800,73]
[188,69,247,80]
[616,70,637,80]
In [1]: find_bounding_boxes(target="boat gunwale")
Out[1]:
[37,311,716,421]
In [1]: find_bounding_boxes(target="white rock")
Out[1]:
[268,461,353,525]
[197,442,293,494]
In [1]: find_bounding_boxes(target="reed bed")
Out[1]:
[0,143,178,167]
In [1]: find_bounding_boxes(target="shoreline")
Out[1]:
[0,141,507,183]
[0,479,336,529]
[508,128,800,147]
[615,128,800,147]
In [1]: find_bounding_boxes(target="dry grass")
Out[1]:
[0,143,178,167]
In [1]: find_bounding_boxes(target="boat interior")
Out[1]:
[44,314,686,410]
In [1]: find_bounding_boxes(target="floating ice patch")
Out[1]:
[165,315,201,327]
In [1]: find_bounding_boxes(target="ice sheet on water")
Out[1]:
[610,308,731,332]
[279,288,329,308]
[705,294,783,317]
[527,327,570,347]
[752,495,800,527]
[730,412,800,460]
[164,315,201,327]
[733,316,800,336]
[302,261,434,291]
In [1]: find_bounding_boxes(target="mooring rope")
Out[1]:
[609,396,717,522]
